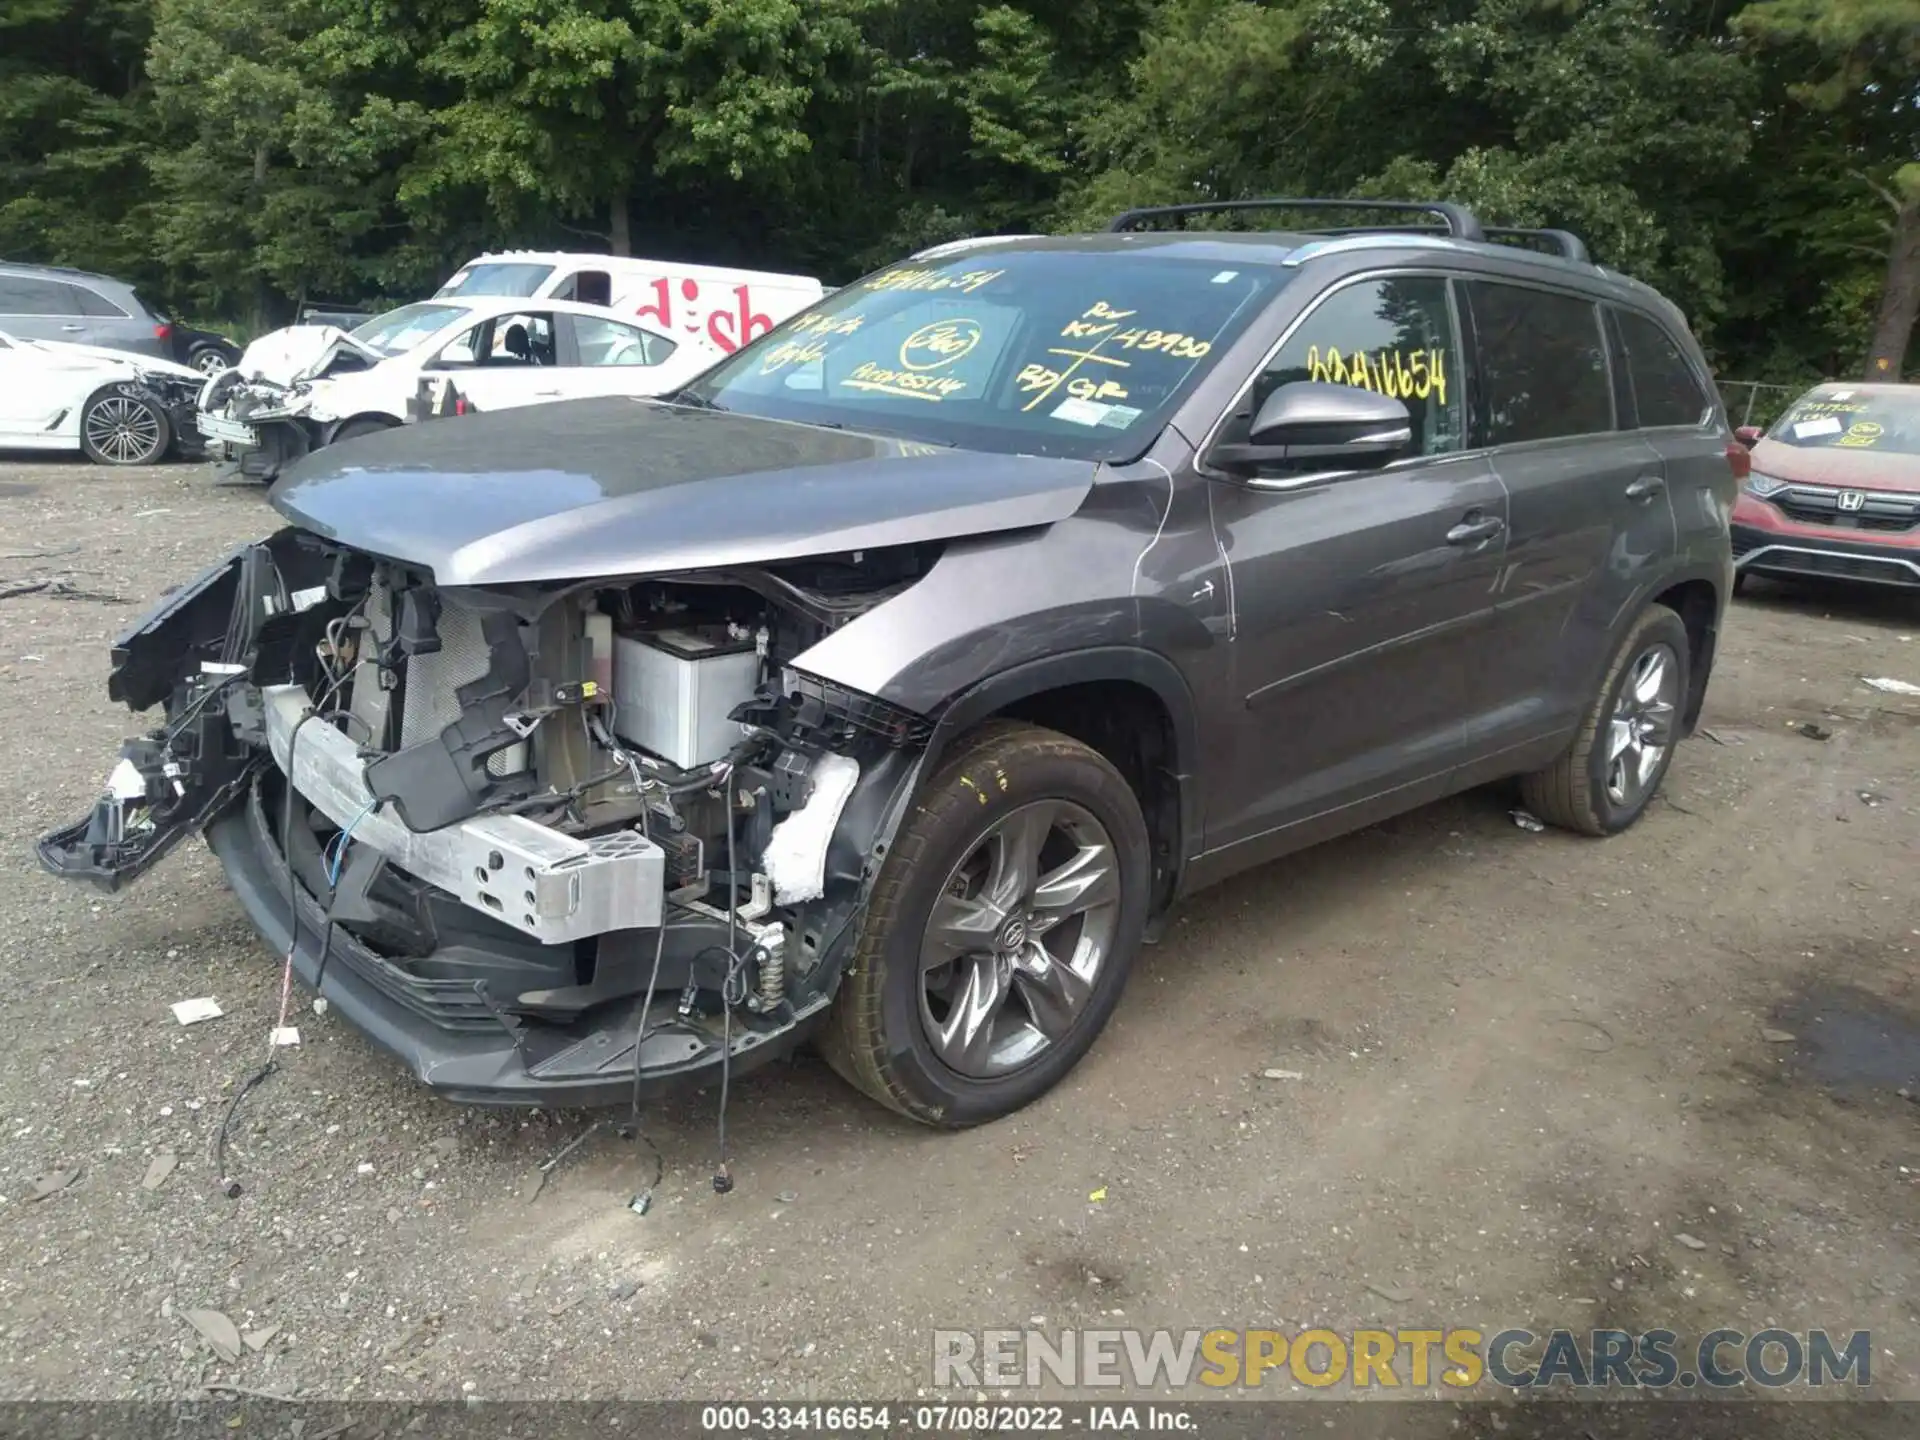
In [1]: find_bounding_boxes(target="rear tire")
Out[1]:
[1519,604,1691,836]
[80,386,171,466]
[821,721,1151,1127]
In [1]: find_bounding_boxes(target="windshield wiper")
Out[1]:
[663,387,726,412]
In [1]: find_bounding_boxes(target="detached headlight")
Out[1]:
[1745,472,1789,498]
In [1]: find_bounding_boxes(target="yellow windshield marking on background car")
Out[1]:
[1307,345,1448,406]
[1835,421,1883,448]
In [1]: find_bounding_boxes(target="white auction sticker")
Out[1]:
[1051,397,1113,427]
[1792,416,1843,439]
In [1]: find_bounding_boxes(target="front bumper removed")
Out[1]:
[208,778,827,1106]
[32,534,835,1107]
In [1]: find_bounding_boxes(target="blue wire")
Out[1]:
[327,798,380,889]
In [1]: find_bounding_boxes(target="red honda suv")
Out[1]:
[1732,382,1920,591]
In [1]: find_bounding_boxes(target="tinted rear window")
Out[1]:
[1614,309,1708,427]
[74,285,132,318]
[1465,281,1613,444]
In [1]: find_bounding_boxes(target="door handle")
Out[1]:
[1625,473,1665,501]
[60,324,85,332]
[1446,514,1505,547]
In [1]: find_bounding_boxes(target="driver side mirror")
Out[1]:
[1733,425,1763,449]
[1209,381,1413,476]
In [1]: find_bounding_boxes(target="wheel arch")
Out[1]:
[1593,566,1724,740]
[321,412,402,445]
[919,647,1202,916]
[1648,575,1721,735]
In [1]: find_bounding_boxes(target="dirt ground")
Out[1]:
[1,457,1916,1416]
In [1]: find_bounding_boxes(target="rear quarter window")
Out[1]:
[73,285,131,319]
[1614,309,1709,427]
[1465,280,1613,445]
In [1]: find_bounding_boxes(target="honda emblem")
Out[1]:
[1836,490,1866,512]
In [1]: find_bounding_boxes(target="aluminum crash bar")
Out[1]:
[261,684,662,944]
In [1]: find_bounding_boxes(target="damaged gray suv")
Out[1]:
[38,200,1737,1127]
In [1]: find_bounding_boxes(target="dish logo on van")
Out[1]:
[634,278,775,355]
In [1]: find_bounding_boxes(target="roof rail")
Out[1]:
[1482,227,1591,263]
[1106,198,1486,243]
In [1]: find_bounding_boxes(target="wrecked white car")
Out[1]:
[0,329,207,465]
[197,297,705,482]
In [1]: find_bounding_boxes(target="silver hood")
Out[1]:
[269,397,1097,585]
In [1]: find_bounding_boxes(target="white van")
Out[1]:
[435,251,824,361]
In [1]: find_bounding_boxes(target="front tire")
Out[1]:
[822,721,1151,1127]
[1519,604,1691,836]
[80,386,171,466]
[329,416,397,445]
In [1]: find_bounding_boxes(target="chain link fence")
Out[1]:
[1717,379,1802,430]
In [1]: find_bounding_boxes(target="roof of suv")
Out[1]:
[910,197,1689,330]
[0,259,135,289]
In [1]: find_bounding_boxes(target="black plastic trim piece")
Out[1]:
[1483,227,1592,262]
[1107,197,1486,242]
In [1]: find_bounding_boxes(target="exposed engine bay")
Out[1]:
[37,528,939,1105]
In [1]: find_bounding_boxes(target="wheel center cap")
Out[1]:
[997,917,1029,953]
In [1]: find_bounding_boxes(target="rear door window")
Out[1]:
[1614,309,1709,428]
[1464,281,1613,445]
[0,276,78,316]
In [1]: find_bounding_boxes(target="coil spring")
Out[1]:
[755,944,785,1009]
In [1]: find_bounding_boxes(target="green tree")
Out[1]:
[0,0,157,283]
[1733,0,1920,378]
[147,0,436,326]
[1068,1,1755,327]
[413,0,866,256]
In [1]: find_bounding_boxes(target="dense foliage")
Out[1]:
[2,0,1915,383]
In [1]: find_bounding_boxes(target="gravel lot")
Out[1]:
[2,457,1916,1414]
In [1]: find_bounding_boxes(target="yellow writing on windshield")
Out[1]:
[1015,300,1217,414]
[839,359,967,402]
[1307,346,1447,405]
[1834,420,1883,449]
[864,267,1004,296]
[900,318,982,371]
[1016,366,1130,404]
[758,337,829,375]
[788,313,864,338]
